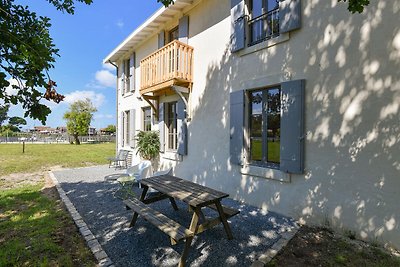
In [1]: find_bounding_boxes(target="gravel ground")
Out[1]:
[53,165,297,267]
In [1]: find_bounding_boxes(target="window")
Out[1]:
[249,87,281,167]
[166,102,178,151]
[122,58,130,94]
[168,26,179,43]
[143,107,152,131]
[124,110,130,146]
[248,0,280,46]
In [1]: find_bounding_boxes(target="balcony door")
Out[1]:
[168,26,179,43]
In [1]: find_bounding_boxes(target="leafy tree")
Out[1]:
[338,0,369,13]
[104,124,116,134]
[0,0,92,125]
[0,104,9,126]
[63,98,97,145]
[8,116,26,128]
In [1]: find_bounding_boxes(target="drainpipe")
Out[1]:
[108,60,119,154]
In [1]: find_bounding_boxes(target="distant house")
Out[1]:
[104,0,400,248]
[56,126,68,134]
[31,126,56,134]
[88,127,97,136]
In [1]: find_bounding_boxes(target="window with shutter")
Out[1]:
[230,0,302,51]
[230,79,305,174]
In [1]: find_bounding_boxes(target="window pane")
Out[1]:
[267,88,280,163]
[250,138,262,161]
[143,107,151,131]
[167,102,177,150]
[251,0,263,18]
[267,0,278,12]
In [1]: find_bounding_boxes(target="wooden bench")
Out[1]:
[123,198,194,267]
[207,203,240,219]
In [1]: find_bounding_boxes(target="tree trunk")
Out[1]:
[74,133,80,145]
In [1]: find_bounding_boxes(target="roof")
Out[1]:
[103,0,195,63]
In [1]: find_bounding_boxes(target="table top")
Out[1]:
[141,175,229,207]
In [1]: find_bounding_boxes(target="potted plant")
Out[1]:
[135,130,160,160]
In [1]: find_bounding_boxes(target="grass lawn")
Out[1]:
[0,143,115,266]
[0,143,115,176]
[251,140,280,163]
[0,182,96,266]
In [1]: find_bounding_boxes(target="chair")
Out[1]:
[107,150,129,169]
[113,160,152,199]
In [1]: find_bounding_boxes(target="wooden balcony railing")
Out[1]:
[140,40,194,95]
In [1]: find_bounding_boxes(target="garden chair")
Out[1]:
[107,150,129,169]
[113,160,152,199]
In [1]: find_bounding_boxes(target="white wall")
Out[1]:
[117,0,400,248]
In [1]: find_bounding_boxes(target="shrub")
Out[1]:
[135,130,160,160]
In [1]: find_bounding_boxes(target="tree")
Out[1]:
[8,116,26,128]
[63,98,97,145]
[0,0,92,125]
[104,124,116,134]
[0,104,9,126]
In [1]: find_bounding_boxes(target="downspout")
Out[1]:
[108,60,119,154]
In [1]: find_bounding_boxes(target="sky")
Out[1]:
[8,0,162,130]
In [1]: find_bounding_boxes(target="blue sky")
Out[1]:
[9,0,162,130]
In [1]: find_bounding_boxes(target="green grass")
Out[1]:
[0,183,96,266]
[0,143,115,176]
[251,140,280,163]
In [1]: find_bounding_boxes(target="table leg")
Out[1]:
[214,201,233,239]
[169,197,179,210]
[129,186,149,228]
[188,206,201,234]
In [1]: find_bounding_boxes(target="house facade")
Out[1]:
[104,0,400,248]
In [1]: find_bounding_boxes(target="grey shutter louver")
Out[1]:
[177,99,187,156]
[120,61,125,95]
[229,90,244,165]
[280,79,305,174]
[129,53,135,92]
[159,103,165,152]
[120,111,125,146]
[279,0,302,34]
[158,31,165,48]
[129,109,136,147]
[178,16,189,44]
[231,0,245,53]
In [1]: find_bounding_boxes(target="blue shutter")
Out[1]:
[177,99,187,155]
[231,0,245,52]
[158,31,165,48]
[279,0,302,34]
[280,79,305,174]
[159,103,165,152]
[129,53,135,92]
[230,90,244,165]
[129,109,136,148]
[120,61,125,95]
[178,16,189,44]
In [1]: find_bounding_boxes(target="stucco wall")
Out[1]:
[117,0,400,248]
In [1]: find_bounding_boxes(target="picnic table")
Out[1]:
[123,174,239,266]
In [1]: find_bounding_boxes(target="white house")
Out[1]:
[104,0,400,249]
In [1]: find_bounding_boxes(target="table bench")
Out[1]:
[123,198,194,267]
[124,175,240,266]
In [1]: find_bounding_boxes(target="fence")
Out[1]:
[0,134,115,144]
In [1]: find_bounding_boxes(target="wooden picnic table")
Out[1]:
[124,174,239,266]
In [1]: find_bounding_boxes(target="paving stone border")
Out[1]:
[48,171,114,267]
[251,223,300,267]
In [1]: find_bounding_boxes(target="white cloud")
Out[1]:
[64,90,105,108]
[95,69,116,88]
[94,114,113,119]
[116,19,124,28]
[5,78,22,95]
[102,63,115,71]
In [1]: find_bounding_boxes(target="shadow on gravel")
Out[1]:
[53,168,297,267]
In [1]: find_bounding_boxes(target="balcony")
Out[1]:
[140,40,194,96]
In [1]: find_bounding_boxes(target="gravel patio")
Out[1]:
[51,165,298,267]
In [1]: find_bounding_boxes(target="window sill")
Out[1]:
[240,164,291,183]
[237,33,289,57]
[121,91,135,98]
[161,151,182,162]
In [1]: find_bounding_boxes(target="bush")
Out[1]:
[135,131,160,160]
